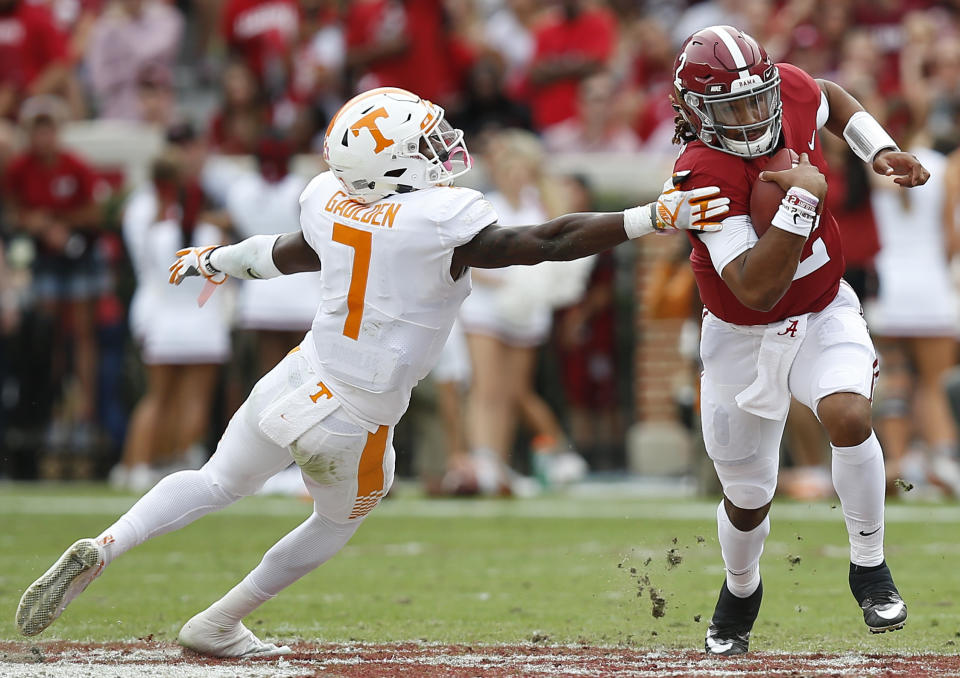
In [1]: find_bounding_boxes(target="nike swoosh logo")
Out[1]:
[859,527,881,536]
[246,268,263,279]
[875,601,904,620]
[706,637,733,653]
[808,130,816,150]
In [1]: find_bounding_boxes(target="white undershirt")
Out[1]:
[700,91,831,277]
[699,215,758,276]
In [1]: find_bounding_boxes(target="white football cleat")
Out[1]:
[17,539,105,636]
[178,612,293,658]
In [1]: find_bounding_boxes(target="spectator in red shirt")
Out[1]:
[525,0,616,131]
[622,16,677,153]
[2,95,103,451]
[345,0,471,106]
[0,0,70,119]
[221,0,299,99]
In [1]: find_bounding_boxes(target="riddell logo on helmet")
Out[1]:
[350,107,394,154]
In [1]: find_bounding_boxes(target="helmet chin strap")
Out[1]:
[719,128,775,157]
[703,124,776,158]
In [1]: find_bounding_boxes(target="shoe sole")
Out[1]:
[868,620,906,634]
[180,644,293,659]
[16,540,102,637]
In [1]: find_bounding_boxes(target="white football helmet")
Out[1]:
[323,87,472,204]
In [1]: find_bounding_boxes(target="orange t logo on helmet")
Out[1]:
[350,107,393,154]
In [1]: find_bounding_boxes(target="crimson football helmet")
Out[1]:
[673,25,781,158]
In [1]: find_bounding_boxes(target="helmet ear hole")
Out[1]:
[384,168,406,178]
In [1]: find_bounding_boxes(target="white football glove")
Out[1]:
[654,170,729,232]
[168,246,227,286]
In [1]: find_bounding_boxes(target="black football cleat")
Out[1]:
[849,561,907,633]
[704,579,762,656]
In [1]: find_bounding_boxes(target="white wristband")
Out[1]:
[843,111,899,163]
[770,187,819,238]
[208,234,283,280]
[623,203,657,239]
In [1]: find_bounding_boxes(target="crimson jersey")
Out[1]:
[678,63,845,325]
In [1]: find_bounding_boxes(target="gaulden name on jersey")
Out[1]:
[323,191,401,229]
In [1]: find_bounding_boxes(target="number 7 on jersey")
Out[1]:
[332,222,371,340]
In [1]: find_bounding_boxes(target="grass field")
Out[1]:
[1,482,960,675]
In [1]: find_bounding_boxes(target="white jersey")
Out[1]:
[227,172,323,331]
[298,172,497,428]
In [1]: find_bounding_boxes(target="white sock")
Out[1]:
[831,431,885,566]
[96,469,240,566]
[247,512,359,596]
[203,579,274,628]
[717,501,769,598]
[197,512,359,626]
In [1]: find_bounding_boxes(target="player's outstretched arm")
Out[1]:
[169,232,321,286]
[452,182,728,270]
[719,155,826,312]
[816,78,929,187]
[272,232,323,274]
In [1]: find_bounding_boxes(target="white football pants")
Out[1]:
[96,347,395,610]
[700,280,887,582]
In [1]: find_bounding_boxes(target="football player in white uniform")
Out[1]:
[16,87,730,657]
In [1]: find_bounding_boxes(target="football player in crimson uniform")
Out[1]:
[670,25,930,656]
[15,87,729,657]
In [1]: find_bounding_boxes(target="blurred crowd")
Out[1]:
[5,0,960,499]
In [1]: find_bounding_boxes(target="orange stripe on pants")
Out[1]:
[349,425,388,520]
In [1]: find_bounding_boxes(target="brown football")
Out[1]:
[749,148,800,237]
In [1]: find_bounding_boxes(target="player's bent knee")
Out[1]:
[818,392,872,447]
[723,496,772,532]
[722,483,775,515]
[197,461,255,501]
[713,451,778,511]
[314,510,361,535]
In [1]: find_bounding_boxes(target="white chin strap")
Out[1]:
[716,127,775,158]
